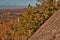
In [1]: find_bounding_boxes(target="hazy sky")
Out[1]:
[0,0,38,6]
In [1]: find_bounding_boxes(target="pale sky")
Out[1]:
[0,0,38,6]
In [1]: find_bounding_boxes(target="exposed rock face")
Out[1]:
[29,10,60,40]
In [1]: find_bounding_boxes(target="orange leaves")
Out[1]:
[0,0,60,40]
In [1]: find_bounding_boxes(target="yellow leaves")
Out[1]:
[45,9,49,14]
[24,19,27,23]
[24,23,29,27]
[33,18,39,23]
[29,15,32,19]
[1,0,60,40]
[11,0,60,40]
[44,14,49,19]
[24,23,33,29]
[34,17,37,21]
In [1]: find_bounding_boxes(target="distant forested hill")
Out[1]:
[0,5,27,9]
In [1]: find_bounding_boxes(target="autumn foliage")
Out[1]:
[0,0,60,40]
